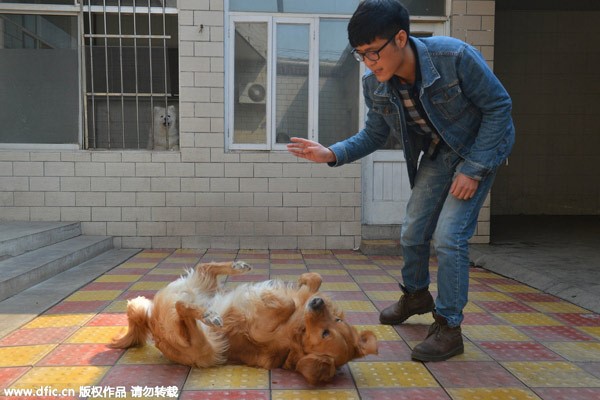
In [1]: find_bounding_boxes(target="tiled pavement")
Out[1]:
[1,248,600,399]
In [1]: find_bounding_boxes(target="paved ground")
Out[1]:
[1,246,600,399]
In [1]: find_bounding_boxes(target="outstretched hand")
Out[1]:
[286,137,336,163]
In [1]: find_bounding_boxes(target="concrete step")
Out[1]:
[0,248,140,337]
[0,235,114,302]
[0,221,81,257]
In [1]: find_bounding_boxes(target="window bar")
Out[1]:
[162,0,168,148]
[102,0,111,148]
[148,0,154,143]
[86,0,96,148]
[133,0,140,147]
[118,0,125,147]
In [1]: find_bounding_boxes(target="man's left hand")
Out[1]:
[450,173,479,200]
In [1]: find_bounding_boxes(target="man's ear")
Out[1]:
[356,330,378,357]
[295,354,336,385]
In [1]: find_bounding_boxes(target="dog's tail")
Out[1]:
[109,296,152,349]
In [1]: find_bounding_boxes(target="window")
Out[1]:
[227,0,446,151]
[83,0,178,149]
[0,12,79,145]
[228,16,360,150]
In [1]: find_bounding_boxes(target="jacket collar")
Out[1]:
[373,36,441,97]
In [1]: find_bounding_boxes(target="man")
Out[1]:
[287,0,514,362]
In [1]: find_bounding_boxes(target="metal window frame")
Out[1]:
[0,2,82,150]
[82,0,177,150]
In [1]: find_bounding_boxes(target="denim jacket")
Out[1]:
[329,36,515,187]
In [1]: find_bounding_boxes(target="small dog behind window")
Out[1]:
[147,105,179,151]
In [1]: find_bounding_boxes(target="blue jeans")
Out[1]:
[400,146,497,328]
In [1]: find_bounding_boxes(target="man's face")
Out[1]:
[353,31,407,82]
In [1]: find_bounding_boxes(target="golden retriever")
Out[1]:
[110,260,378,385]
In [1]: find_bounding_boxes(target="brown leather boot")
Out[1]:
[379,284,434,325]
[411,312,464,362]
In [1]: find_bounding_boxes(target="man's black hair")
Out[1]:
[348,0,411,48]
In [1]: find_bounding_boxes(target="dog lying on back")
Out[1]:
[110,260,378,385]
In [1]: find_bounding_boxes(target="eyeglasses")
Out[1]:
[351,35,395,62]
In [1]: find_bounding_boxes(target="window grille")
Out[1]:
[83,0,178,150]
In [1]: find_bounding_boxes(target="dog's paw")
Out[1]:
[202,310,223,327]
[232,260,252,272]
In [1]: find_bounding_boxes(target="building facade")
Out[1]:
[0,0,499,249]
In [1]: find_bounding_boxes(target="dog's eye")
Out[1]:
[335,318,342,322]
[322,329,330,338]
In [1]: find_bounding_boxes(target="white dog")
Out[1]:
[147,105,179,151]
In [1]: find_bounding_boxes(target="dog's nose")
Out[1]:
[309,297,324,310]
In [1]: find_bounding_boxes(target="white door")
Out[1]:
[362,21,448,225]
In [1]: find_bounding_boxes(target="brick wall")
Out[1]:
[450,0,496,243]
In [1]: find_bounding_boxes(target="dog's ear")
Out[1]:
[295,354,336,385]
[355,330,378,357]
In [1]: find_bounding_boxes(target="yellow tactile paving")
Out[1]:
[579,326,600,340]
[502,361,600,387]
[164,257,200,264]
[272,390,360,400]
[463,302,486,313]
[343,264,381,270]
[357,324,401,341]
[270,263,307,269]
[184,365,269,390]
[468,292,515,302]
[353,275,397,284]
[308,269,349,276]
[118,262,160,269]
[495,312,562,326]
[94,275,142,283]
[104,300,127,312]
[366,291,401,301]
[487,284,540,293]
[66,326,125,344]
[543,342,600,361]
[135,252,172,258]
[9,366,109,392]
[447,387,541,400]
[64,290,123,302]
[470,271,503,279]
[304,258,340,265]
[270,253,303,259]
[0,344,56,367]
[128,281,169,291]
[24,314,94,329]
[320,282,361,291]
[118,345,174,365]
[335,300,378,312]
[525,301,590,313]
[350,361,438,388]
[335,253,368,260]
[402,313,434,325]
[462,325,531,342]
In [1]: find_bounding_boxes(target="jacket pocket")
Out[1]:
[430,81,470,120]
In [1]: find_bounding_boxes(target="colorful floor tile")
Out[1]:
[1,249,600,399]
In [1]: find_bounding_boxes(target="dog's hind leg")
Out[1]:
[193,260,252,292]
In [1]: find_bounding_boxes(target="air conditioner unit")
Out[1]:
[239,82,266,104]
